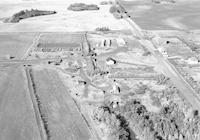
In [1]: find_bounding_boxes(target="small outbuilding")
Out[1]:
[106,57,117,65]
[116,38,126,47]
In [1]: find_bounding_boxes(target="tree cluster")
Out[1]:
[92,105,130,140]
[100,1,114,5]
[4,9,56,23]
[68,3,99,11]
[95,27,110,32]
[118,99,200,140]
[109,5,124,19]
[135,83,149,95]
[155,74,170,85]
[152,0,176,4]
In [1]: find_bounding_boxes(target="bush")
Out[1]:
[155,74,170,85]
[100,1,113,5]
[142,51,151,56]
[109,5,124,19]
[152,0,176,4]
[109,5,117,13]
[87,4,100,10]
[95,27,110,32]
[68,3,99,11]
[113,12,123,19]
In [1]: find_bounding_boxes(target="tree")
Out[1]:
[109,6,117,13]
[92,105,131,140]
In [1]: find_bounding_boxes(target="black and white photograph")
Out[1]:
[0,0,200,140]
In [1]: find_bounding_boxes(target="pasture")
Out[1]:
[0,66,41,140]
[120,0,200,30]
[30,66,92,140]
[0,33,38,60]
[39,33,84,44]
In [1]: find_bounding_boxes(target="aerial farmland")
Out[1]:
[1,0,200,140]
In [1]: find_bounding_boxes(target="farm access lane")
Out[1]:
[22,33,43,60]
[117,1,200,111]
[0,56,83,65]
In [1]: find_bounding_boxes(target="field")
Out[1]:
[0,0,128,32]
[37,33,84,49]
[119,0,200,30]
[0,65,41,140]
[183,66,200,82]
[39,33,84,44]
[30,66,92,140]
[0,33,38,60]
[153,37,195,59]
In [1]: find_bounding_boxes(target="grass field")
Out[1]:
[0,66,41,140]
[31,66,92,140]
[120,0,200,30]
[39,33,84,44]
[165,44,194,58]
[0,33,38,60]
[0,0,128,32]
[37,33,83,50]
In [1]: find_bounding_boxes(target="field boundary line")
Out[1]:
[72,97,98,140]
[25,67,47,140]
[22,33,42,60]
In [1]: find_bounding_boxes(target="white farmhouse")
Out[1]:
[116,38,126,47]
[157,47,168,58]
[106,57,116,65]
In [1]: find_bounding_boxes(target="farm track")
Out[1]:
[0,56,82,65]
[22,33,42,60]
[72,98,99,140]
[25,67,49,140]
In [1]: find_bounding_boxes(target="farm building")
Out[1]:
[116,38,126,47]
[100,39,112,47]
[106,57,117,65]
[158,47,168,57]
